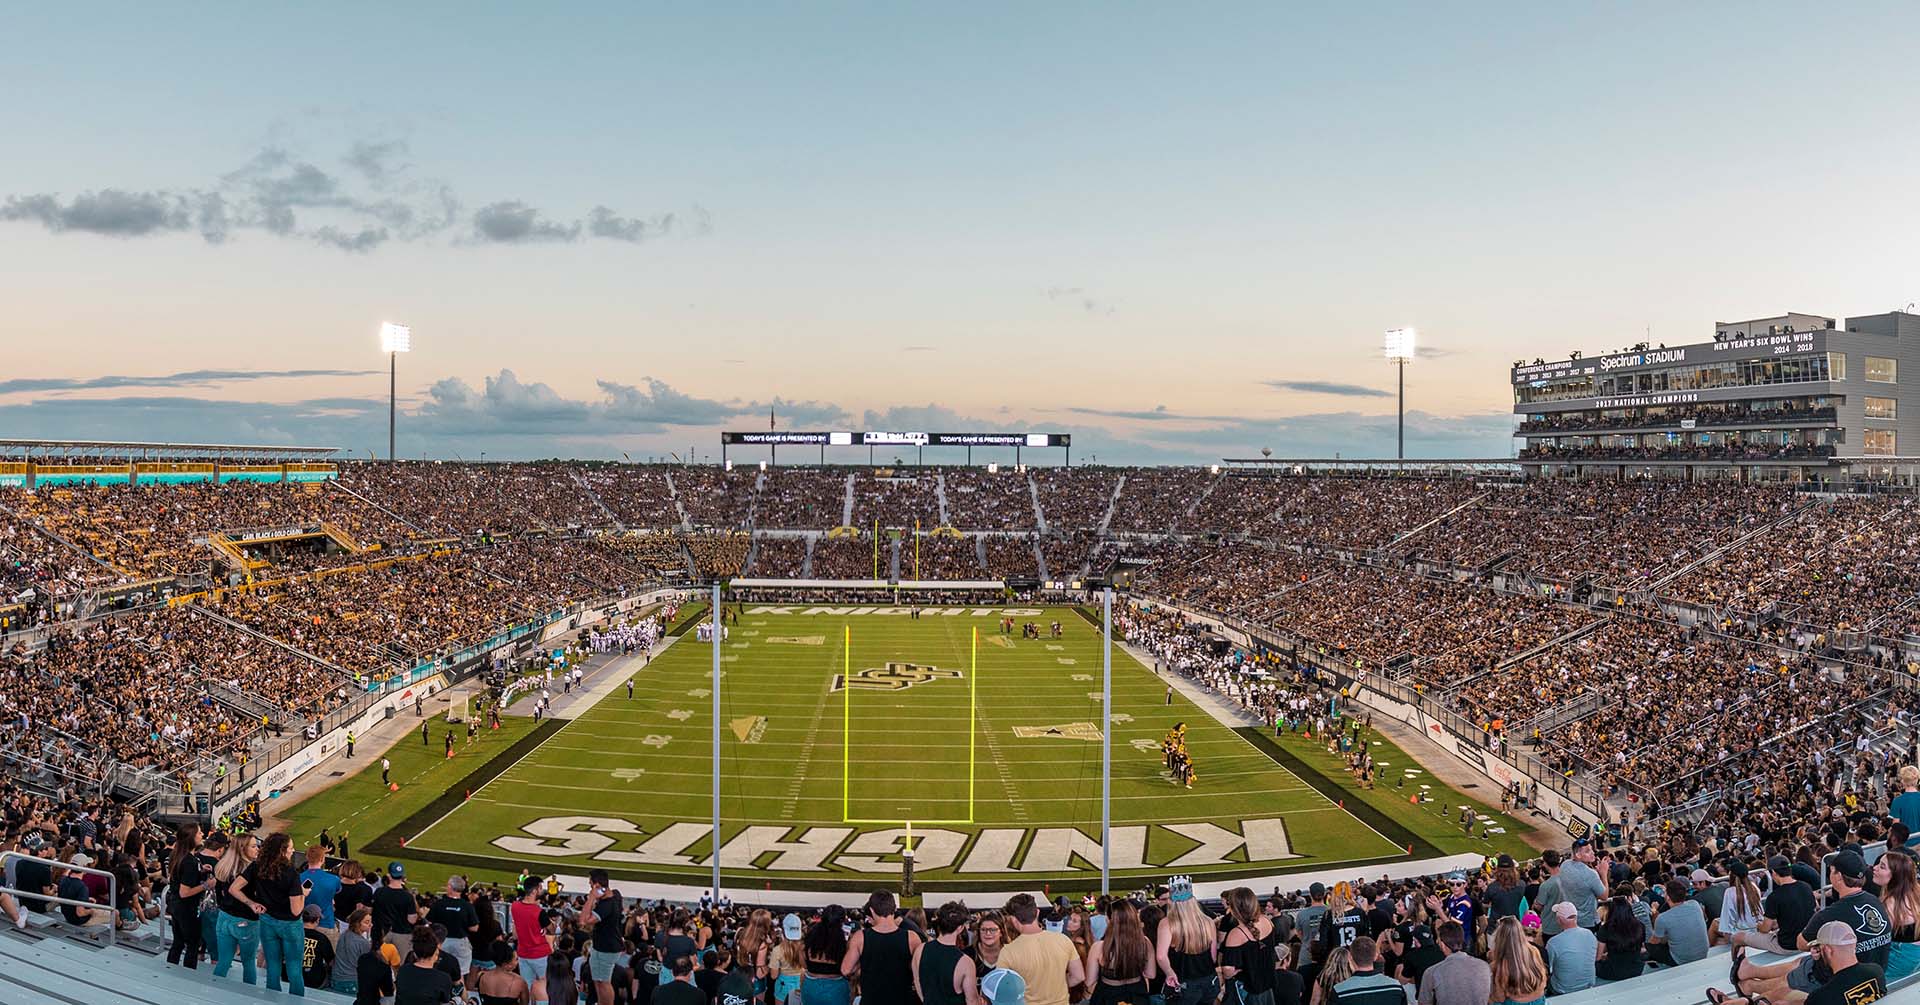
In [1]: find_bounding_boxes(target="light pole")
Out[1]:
[1384,328,1417,462]
[380,322,412,462]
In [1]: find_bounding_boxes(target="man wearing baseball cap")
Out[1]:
[1735,850,1891,1002]
[980,967,1027,1005]
[1710,921,1884,1005]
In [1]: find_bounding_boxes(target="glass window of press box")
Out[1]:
[1867,357,1898,384]
[1866,397,1898,420]
[1865,429,1898,455]
[1515,353,1846,404]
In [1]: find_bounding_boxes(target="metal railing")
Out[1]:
[0,850,121,947]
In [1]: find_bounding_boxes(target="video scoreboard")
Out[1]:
[721,431,1069,448]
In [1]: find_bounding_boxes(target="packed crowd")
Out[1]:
[7,480,412,580]
[744,538,809,578]
[810,538,886,581]
[2,607,341,778]
[579,467,681,529]
[982,535,1041,581]
[685,534,749,579]
[1032,468,1120,531]
[1520,442,1838,462]
[5,762,1915,1005]
[338,462,604,536]
[850,474,942,530]
[940,468,1037,530]
[908,535,984,581]
[756,471,849,530]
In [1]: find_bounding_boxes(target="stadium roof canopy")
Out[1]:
[0,438,338,461]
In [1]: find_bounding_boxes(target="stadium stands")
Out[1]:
[10,459,1920,1005]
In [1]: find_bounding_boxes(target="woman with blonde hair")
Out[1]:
[210,832,262,986]
[773,913,809,1005]
[1154,881,1217,1005]
[1487,916,1547,1005]
[1307,947,1351,1005]
[737,909,776,1002]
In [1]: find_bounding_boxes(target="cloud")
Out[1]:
[0,368,381,395]
[1043,285,1115,315]
[586,206,674,242]
[344,140,408,186]
[0,190,211,239]
[1416,345,1453,360]
[2,138,696,254]
[1063,405,1244,423]
[1263,379,1393,398]
[412,370,849,437]
[311,225,389,252]
[901,345,937,352]
[471,201,582,243]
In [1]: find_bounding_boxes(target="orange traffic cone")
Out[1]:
[389,782,400,792]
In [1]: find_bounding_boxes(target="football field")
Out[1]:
[389,605,1524,891]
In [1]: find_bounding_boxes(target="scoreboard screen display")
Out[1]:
[722,431,1068,447]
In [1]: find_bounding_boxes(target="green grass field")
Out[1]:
[312,604,1536,892]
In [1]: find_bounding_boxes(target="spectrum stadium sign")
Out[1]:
[722,431,1069,447]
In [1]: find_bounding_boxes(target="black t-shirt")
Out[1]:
[696,967,725,1003]
[591,891,624,953]
[656,978,709,1005]
[303,929,336,989]
[1765,881,1817,950]
[1804,891,1893,971]
[425,895,479,941]
[58,875,93,925]
[172,852,216,911]
[355,951,395,1005]
[14,858,53,912]
[1365,904,1395,938]
[1272,969,1305,1005]
[1805,961,1885,1005]
[1395,923,1441,985]
[393,961,456,1005]
[1320,909,1366,953]
[217,867,257,921]
[372,884,417,940]
[335,881,373,927]
[1486,882,1526,920]
[245,861,307,922]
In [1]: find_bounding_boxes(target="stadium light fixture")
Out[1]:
[379,322,412,462]
[987,462,999,474]
[1384,328,1417,462]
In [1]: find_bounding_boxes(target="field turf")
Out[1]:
[321,605,1537,891]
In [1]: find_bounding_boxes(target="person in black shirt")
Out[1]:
[1735,856,1815,956]
[655,953,709,1005]
[1738,851,1890,1002]
[425,875,480,975]
[355,942,396,1005]
[234,832,310,996]
[334,860,374,936]
[372,862,419,949]
[583,868,627,1003]
[302,904,337,990]
[166,824,214,967]
[395,924,457,1005]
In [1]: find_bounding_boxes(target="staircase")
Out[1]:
[572,470,625,529]
[1095,476,1124,534]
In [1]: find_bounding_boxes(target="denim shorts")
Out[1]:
[519,954,550,985]
[589,947,620,982]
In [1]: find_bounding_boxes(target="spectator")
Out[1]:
[999,893,1084,1005]
[1484,918,1546,1005]
[1542,903,1596,995]
[1415,920,1487,1005]
[1648,881,1709,967]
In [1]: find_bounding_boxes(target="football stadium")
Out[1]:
[8,9,1920,1005]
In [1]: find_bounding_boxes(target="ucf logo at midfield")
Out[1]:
[831,662,962,692]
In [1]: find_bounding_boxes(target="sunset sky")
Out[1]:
[5,3,1918,463]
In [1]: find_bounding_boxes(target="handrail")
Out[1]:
[0,849,120,947]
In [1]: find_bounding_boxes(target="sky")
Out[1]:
[4,3,1919,464]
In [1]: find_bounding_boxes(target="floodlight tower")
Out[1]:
[1383,328,1416,461]
[380,323,412,462]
